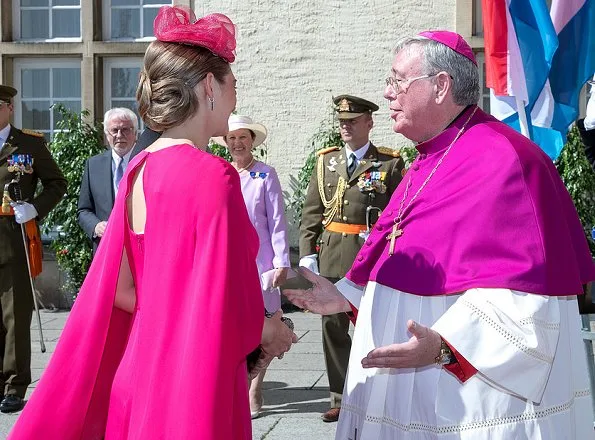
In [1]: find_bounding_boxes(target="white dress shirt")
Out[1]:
[0,124,11,154]
[345,141,370,168]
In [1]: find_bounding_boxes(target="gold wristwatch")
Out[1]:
[435,338,454,365]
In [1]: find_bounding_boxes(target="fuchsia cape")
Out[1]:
[9,145,264,439]
[347,106,595,296]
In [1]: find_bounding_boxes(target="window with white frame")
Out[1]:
[103,58,143,128]
[14,0,81,41]
[104,0,172,41]
[13,59,81,140]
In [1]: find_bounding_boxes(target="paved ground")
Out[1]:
[2,308,594,439]
[0,308,342,439]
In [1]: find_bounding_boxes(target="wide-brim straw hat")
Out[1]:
[212,114,267,148]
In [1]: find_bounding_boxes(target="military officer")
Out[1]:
[299,95,404,422]
[0,85,66,413]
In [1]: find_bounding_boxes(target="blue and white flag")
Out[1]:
[485,0,595,160]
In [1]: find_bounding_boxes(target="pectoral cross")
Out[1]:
[386,223,403,256]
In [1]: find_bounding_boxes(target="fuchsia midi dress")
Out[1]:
[9,145,264,439]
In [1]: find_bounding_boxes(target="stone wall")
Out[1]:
[36,1,461,302]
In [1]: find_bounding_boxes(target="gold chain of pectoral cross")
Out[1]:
[386,106,478,256]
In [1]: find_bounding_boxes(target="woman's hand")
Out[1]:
[283,268,351,315]
[261,310,298,358]
[272,267,288,288]
[361,320,442,369]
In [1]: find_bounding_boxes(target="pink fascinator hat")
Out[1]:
[154,6,236,63]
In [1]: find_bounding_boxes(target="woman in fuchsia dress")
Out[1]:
[9,6,295,440]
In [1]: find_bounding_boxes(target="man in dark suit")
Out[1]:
[0,84,67,412]
[77,108,138,254]
[299,95,404,422]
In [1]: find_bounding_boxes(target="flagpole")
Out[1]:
[515,96,531,139]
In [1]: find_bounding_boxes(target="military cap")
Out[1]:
[333,94,379,119]
[0,85,17,102]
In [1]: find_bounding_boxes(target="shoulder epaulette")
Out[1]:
[316,146,341,156]
[376,146,401,158]
[21,129,45,138]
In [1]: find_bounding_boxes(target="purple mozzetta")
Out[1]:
[347,106,595,296]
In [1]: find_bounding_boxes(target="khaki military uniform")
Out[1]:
[0,126,66,398]
[299,143,404,407]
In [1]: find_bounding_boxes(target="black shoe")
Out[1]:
[0,395,24,413]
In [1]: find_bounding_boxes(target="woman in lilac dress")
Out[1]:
[214,114,290,418]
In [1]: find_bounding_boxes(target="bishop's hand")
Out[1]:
[361,320,442,369]
[283,268,351,315]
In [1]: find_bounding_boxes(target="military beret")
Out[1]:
[0,85,17,102]
[333,94,379,119]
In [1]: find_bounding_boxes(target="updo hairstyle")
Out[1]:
[136,41,230,132]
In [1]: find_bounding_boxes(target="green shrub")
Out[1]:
[555,124,595,257]
[208,141,232,162]
[397,145,419,167]
[42,105,105,295]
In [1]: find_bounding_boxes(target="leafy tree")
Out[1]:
[555,124,595,257]
[42,105,105,295]
[208,141,232,161]
[398,145,419,168]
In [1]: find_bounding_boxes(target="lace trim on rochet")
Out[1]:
[517,316,560,331]
[460,299,555,363]
[343,389,591,434]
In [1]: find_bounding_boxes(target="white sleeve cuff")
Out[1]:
[432,288,560,403]
[335,277,364,309]
[299,254,319,275]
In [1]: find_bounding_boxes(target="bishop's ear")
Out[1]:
[434,72,452,104]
